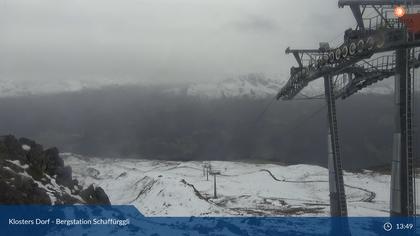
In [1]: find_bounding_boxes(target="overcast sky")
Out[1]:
[0,0,355,85]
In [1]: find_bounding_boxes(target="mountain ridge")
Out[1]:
[0,73,396,99]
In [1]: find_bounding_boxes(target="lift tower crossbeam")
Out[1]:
[338,0,420,7]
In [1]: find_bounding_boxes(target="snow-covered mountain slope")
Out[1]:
[0,73,397,99]
[0,74,285,99]
[184,74,285,99]
[169,74,396,99]
[62,153,408,217]
[0,78,145,97]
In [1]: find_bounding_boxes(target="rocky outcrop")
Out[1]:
[44,147,64,176]
[0,160,51,204]
[0,135,110,205]
[80,184,111,205]
[0,135,27,162]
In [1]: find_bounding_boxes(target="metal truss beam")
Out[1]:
[277,28,420,101]
[350,4,365,29]
[338,0,420,7]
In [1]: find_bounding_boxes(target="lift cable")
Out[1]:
[253,96,277,126]
[253,93,328,127]
[284,105,327,133]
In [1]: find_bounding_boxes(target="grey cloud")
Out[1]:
[0,0,356,85]
[231,15,280,32]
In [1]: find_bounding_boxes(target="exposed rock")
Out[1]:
[0,135,27,163]
[45,147,64,176]
[55,166,73,188]
[0,135,111,205]
[19,137,47,180]
[80,184,111,205]
[86,167,100,178]
[0,161,51,204]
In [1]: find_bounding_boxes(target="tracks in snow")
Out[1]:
[259,169,376,203]
[129,177,157,203]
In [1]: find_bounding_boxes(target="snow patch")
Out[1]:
[22,144,31,151]
[6,160,29,169]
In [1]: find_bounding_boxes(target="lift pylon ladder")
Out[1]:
[391,46,416,216]
[325,75,348,216]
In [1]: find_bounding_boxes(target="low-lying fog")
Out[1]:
[0,84,414,170]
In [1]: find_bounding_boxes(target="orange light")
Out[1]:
[394,5,406,18]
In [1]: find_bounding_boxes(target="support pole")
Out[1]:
[324,75,348,217]
[213,174,217,198]
[390,46,415,216]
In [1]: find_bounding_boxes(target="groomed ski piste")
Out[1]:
[62,153,417,217]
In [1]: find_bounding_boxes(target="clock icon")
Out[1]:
[383,222,393,232]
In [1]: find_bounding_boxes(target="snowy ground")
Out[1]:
[62,153,417,217]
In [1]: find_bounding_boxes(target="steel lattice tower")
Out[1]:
[276,0,420,217]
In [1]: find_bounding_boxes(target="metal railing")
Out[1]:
[358,54,396,72]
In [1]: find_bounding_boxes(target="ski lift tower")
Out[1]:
[277,0,420,217]
[203,162,211,181]
[210,170,221,198]
[338,0,420,217]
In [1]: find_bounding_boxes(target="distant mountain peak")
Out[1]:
[164,73,396,99]
[0,78,145,98]
[185,73,285,99]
